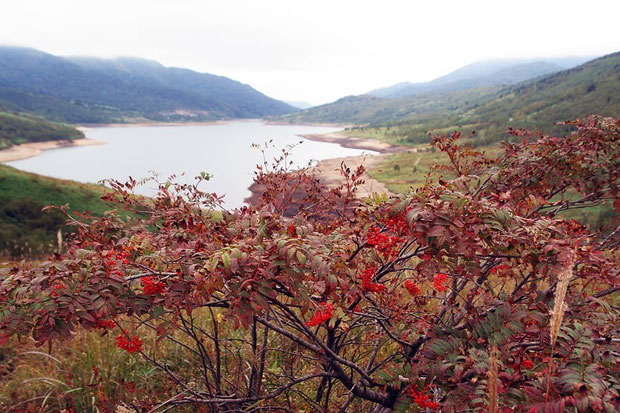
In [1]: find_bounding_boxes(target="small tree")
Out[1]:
[1,116,618,412]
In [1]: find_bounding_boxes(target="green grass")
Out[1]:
[0,164,111,258]
[367,146,449,193]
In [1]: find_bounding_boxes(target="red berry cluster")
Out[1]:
[104,246,133,279]
[410,387,439,409]
[360,266,386,293]
[106,245,132,265]
[521,358,534,369]
[95,319,116,329]
[115,334,143,353]
[287,221,296,237]
[433,273,448,292]
[366,227,401,256]
[404,279,421,296]
[383,212,409,235]
[141,276,166,295]
[51,282,65,297]
[306,303,334,327]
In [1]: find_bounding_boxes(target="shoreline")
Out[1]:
[299,132,412,154]
[265,120,353,128]
[76,119,232,130]
[0,138,105,163]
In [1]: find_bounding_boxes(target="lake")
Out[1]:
[6,120,372,208]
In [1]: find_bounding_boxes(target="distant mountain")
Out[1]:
[0,46,297,123]
[0,111,83,149]
[284,100,314,109]
[368,57,592,98]
[276,52,619,146]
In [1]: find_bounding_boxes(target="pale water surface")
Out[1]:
[7,120,373,208]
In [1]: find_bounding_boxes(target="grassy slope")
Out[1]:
[280,52,619,147]
[0,164,110,257]
[0,111,84,149]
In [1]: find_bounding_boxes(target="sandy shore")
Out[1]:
[300,132,412,154]
[0,138,105,163]
[265,120,353,128]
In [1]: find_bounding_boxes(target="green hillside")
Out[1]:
[0,46,297,123]
[279,52,619,146]
[0,164,110,258]
[368,59,572,98]
[0,111,84,149]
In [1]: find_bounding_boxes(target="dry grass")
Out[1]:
[487,345,499,413]
[549,250,575,348]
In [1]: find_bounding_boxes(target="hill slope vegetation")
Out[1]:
[0,111,84,149]
[0,164,110,258]
[279,52,619,146]
[0,46,297,123]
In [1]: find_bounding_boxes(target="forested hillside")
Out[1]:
[0,46,297,123]
[279,52,619,146]
[0,111,84,149]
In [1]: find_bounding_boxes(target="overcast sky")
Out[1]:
[1,0,618,105]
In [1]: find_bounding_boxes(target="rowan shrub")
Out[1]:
[0,116,618,412]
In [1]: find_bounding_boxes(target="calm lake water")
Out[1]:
[7,120,372,208]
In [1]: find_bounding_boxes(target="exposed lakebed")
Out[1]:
[6,120,374,208]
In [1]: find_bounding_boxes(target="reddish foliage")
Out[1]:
[0,116,618,411]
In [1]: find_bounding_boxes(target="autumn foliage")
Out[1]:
[0,116,618,412]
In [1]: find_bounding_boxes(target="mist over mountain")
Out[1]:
[0,46,297,123]
[284,101,314,109]
[368,57,593,98]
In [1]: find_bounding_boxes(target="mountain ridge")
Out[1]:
[0,46,297,123]
[368,57,593,98]
[276,52,619,146]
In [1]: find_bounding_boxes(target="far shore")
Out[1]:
[80,118,347,130]
[0,138,105,163]
[265,120,353,128]
[298,132,414,154]
[76,119,233,130]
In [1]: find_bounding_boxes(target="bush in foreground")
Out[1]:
[1,116,618,412]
